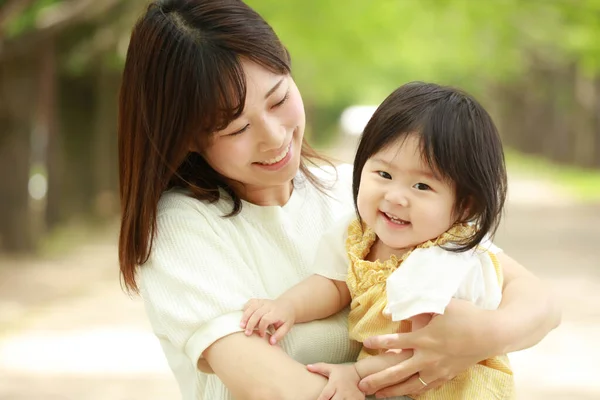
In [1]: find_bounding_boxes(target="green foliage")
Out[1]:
[4,0,63,38]
[248,1,599,92]
[245,0,600,142]
[5,0,599,146]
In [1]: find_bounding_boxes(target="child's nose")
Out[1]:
[384,187,409,207]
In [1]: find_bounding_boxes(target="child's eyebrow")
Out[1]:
[371,157,442,181]
[370,156,393,167]
[408,168,441,181]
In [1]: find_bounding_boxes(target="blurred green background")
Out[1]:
[1,0,600,253]
[0,1,599,399]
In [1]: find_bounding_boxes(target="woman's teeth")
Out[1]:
[257,144,290,165]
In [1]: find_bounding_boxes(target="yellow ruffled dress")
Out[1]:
[344,219,515,400]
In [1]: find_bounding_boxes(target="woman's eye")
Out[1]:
[228,124,249,136]
[413,182,431,191]
[272,92,289,109]
[377,171,392,180]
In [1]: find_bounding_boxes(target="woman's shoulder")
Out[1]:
[308,162,353,186]
[305,162,354,205]
[157,188,225,221]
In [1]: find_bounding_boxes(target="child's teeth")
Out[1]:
[385,213,407,224]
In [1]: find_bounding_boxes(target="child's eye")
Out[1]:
[413,182,431,191]
[377,171,392,180]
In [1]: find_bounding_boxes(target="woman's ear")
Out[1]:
[188,137,201,154]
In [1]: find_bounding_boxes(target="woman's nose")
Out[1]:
[258,115,285,151]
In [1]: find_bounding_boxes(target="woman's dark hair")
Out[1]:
[353,81,508,252]
[118,0,328,292]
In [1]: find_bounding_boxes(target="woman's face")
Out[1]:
[202,60,305,198]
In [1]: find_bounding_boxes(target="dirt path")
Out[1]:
[0,160,598,399]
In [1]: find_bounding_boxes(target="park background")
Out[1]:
[1,0,599,399]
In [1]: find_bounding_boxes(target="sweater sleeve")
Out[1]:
[312,212,355,281]
[138,200,266,365]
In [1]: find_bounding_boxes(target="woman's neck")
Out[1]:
[233,180,294,206]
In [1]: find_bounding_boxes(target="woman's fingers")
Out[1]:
[374,374,443,398]
[409,378,445,396]
[363,331,420,351]
[358,357,418,394]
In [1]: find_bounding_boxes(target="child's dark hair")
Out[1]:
[353,81,508,252]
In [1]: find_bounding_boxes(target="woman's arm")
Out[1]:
[492,252,561,353]
[140,202,336,400]
[204,331,328,400]
[355,252,561,397]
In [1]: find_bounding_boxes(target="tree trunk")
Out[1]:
[0,54,37,252]
[47,72,96,225]
[91,66,120,219]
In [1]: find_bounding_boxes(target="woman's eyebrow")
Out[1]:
[264,78,284,99]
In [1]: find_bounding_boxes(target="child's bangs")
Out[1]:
[417,104,463,184]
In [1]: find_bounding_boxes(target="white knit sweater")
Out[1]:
[138,164,364,400]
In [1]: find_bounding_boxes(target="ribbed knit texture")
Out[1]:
[138,165,369,400]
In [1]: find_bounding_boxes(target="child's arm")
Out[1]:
[353,348,415,379]
[241,274,350,344]
[283,274,351,323]
[409,313,433,331]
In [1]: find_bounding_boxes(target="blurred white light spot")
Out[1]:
[28,173,48,200]
[340,105,378,136]
[0,328,169,374]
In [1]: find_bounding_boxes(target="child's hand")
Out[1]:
[241,298,296,345]
[307,363,365,400]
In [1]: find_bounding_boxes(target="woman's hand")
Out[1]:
[357,299,495,397]
[358,252,560,398]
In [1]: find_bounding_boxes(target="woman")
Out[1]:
[118,1,560,399]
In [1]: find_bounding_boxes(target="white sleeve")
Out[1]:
[311,211,355,281]
[480,234,502,254]
[384,247,488,322]
[138,205,266,364]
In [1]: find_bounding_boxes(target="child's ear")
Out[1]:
[456,197,475,223]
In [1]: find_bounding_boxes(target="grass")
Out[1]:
[504,149,600,203]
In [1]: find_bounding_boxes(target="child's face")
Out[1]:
[357,134,457,251]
